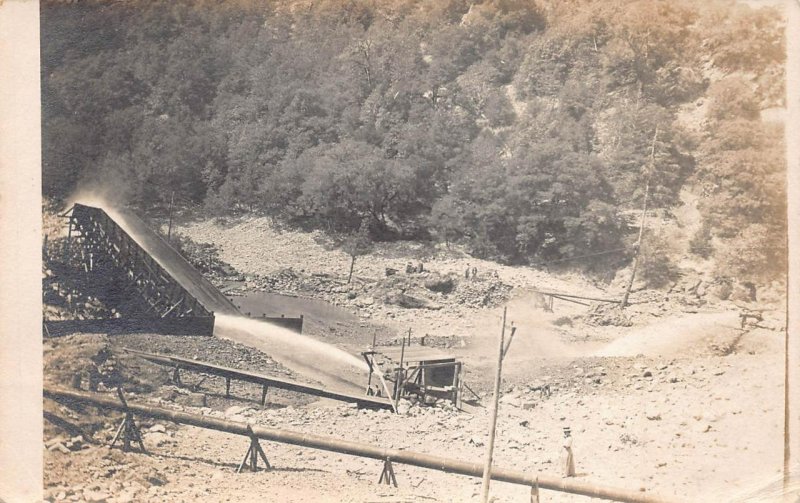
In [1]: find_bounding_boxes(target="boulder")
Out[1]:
[397,400,412,415]
[148,424,166,434]
[384,292,442,310]
[424,275,456,294]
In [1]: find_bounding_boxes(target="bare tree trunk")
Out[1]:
[621,126,658,308]
[348,255,356,284]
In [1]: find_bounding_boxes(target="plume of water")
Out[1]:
[214,314,368,394]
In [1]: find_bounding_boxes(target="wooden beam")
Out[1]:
[532,289,621,304]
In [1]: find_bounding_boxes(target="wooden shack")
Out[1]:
[362,346,463,408]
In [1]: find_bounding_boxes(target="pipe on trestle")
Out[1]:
[44,387,676,503]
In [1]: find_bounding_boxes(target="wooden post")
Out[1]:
[362,332,378,395]
[167,191,175,242]
[63,216,73,262]
[480,307,507,503]
[455,362,464,409]
[502,325,517,360]
[622,126,658,308]
[393,337,406,410]
[365,355,374,395]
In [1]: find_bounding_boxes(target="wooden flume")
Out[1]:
[124,348,393,410]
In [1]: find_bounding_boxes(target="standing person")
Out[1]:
[471,266,478,279]
[465,265,471,279]
[561,426,576,477]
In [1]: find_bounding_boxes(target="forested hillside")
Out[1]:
[41,0,786,284]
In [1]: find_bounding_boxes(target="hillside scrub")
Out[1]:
[41,0,786,282]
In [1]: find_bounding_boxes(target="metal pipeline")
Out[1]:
[44,387,677,503]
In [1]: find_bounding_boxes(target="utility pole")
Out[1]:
[480,307,507,502]
[621,126,658,308]
[167,191,175,243]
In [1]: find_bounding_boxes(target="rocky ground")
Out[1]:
[172,215,783,347]
[43,329,786,503]
[41,214,792,502]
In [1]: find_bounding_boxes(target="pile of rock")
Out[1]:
[116,334,288,379]
[585,303,633,327]
[244,267,305,292]
[450,277,512,308]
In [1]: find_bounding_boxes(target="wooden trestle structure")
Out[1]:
[64,203,212,319]
[46,203,241,336]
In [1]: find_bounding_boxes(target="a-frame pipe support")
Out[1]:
[109,388,146,453]
[236,425,271,473]
[378,457,398,487]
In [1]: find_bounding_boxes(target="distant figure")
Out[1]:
[471,266,478,279]
[561,427,576,477]
[418,262,424,273]
[406,262,414,274]
[465,266,471,279]
[739,309,764,329]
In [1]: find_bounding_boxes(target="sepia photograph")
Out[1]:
[1,0,799,501]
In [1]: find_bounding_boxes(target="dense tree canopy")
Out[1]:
[42,0,786,281]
